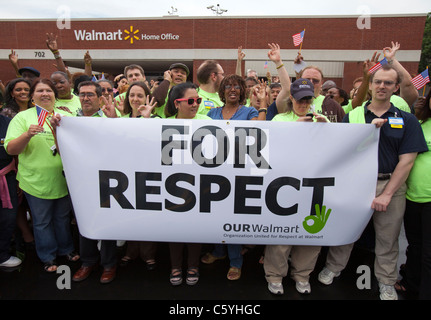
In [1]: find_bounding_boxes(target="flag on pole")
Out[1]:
[368,57,388,74]
[292,30,305,47]
[36,105,49,127]
[411,68,430,90]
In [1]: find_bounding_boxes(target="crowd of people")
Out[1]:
[0,34,430,300]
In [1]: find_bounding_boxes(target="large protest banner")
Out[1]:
[57,117,379,246]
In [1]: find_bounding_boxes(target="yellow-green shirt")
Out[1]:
[4,107,71,199]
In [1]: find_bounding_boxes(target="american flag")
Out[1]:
[36,105,49,127]
[369,57,388,74]
[292,30,305,47]
[411,68,430,90]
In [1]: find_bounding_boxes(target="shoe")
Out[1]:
[227,267,241,280]
[100,266,117,284]
[146,259,157,271]
[72,265,97,282]
[318,267,341,285]
[0,256,22,268]
[43,260,58,273]
[296,281,311,294]
[201,252,226,264]
[268,282,284,295]
[170,269,183,286]
[186,268,199,286]
[65,251,80,262]
[379,282,398,300]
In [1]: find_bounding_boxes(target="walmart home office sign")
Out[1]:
[58,118,379,246]
[73,26,180,44]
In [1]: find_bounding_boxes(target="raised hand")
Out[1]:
[137,96,158,118]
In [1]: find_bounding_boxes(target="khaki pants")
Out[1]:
[264,245,321,283]
[325,180,406,285]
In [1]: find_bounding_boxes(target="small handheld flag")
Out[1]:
[369,57,388,74]
[36,105,49,127]
[292,30,305,47]
[264,61,268,69]
[411,68,430,90]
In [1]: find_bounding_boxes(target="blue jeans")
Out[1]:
[24,192,74,263]
[213,244,243,268]
[0,173,18,263]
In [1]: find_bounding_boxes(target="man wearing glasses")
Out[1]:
[318,66,427,300]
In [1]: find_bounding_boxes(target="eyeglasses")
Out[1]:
[78,92,97,98]
[175,97,202,105]
[373,80,396,86]
[306,78,320,85]
[101,88,113,93]
[225,85,241,90]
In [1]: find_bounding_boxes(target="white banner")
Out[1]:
[58,117,379,246]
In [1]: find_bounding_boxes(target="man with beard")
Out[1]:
[195,60,224,115]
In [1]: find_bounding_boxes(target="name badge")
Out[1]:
[204,101,214,109]
[388,117,404,128]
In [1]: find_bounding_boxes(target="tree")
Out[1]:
[418,13,431,73]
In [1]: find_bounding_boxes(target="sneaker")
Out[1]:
[318,267,341,285]
[379,282,398,300]
[201,252,226,264]
[0,256,22,268]
[268,282,284,295]
[296,281,311,294]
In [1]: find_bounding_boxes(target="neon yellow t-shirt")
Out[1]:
[272,112,324,122]
[55,94,81,116]
[197,88,223,115]
[4,107,71,199]
[406,119,431,202]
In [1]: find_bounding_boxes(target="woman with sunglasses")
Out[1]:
[164,82,209,287]
[207,74,265,121]
[165,82,210,120]
[4,78,78,273]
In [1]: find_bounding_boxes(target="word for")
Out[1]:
[161,125,271,168]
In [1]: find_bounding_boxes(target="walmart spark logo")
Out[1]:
[124,26,139,44]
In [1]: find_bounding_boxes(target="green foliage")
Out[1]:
[419,13,431,72]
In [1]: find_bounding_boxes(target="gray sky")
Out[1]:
[0,0,429,19]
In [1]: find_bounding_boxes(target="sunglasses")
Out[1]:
[175,97,202,105]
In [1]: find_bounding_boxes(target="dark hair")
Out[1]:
[165,82,198,117]
[30,78,58,99]
[2,78,32,115]
[270,83,282,90]
[78,81,102,97]
[123,81,152,115]
[51,71,70,81]
[73,75,92,95]
[218,74,247,105]
[330,86,349,106]
[415,89,431,123]
[197,60,220,85]
[245,77,258,85]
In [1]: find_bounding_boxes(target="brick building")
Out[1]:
[0,14,427,91]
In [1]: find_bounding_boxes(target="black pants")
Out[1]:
[403,199,431,300]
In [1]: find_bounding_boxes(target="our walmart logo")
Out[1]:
[124,26,140,44]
